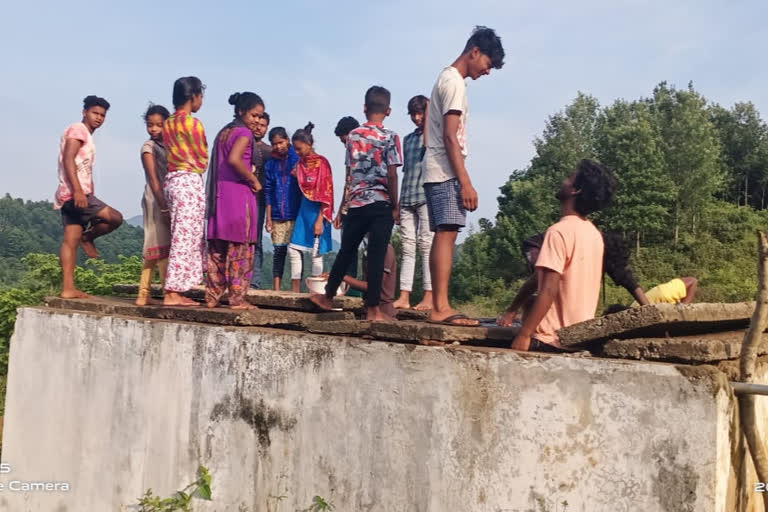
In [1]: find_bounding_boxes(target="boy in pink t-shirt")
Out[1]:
[510,159,616,352]
[56,95,124,299]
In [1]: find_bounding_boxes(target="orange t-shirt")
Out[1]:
[533,215,604,347]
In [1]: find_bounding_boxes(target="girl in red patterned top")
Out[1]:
[288,122,334,280]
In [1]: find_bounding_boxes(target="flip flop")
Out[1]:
[427,314,481,327]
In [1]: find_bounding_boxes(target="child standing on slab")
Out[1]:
[423,27,505,326]
[393,95,433,311]
[264,127,302,291]
[137,104,171,305]
[162,76,208,307]
[56,95,124,299]
[204,92,264,309]
[288,123,334,281]
[311,86,403,321]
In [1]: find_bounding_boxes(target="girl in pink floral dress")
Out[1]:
[161,76,208,307]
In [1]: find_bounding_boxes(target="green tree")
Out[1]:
[528,92,600,181]
[450,224,496,302]
[710,102,768,208]
[650,82,723,243]
[596,99,676,250]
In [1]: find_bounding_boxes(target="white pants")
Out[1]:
[399,203,433,292]
[289,241,323,280]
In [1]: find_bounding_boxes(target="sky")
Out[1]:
[2,0,767,230]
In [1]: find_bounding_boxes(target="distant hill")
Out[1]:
[0,194,144,287]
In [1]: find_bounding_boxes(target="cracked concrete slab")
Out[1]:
[112,284,364,312]
[558,302,756,347]
[599,331,768,363]
[46,296,353,328]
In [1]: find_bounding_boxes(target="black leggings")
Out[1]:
[325,202,394,307]
[273,246,288,279]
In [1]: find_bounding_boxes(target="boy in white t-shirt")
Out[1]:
[55,95,124,299]
[424,26,505,326]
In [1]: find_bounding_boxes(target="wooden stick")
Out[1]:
[740,230,768,511]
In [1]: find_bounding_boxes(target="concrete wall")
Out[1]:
[0,307,740,512]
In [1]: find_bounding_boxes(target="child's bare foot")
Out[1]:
[413,292,433,311]
[366,306,396,322]
[136,293,163,306]
[80,235,100,259]
[61,288,91,299]
[230,303,259,310]
[392,293,411,310]
[205,299,219,309]
[309,293,333,311]
[413,301,432,311]
[164,292,199,307]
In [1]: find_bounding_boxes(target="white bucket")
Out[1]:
[305,276,349,297]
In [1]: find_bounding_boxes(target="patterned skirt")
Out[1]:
[142,184,171,260]
[271,220,295,246]
[163,172,206,292]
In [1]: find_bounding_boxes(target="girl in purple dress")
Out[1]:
[205,92,265,309]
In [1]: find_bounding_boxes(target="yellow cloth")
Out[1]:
[633,278,686,306]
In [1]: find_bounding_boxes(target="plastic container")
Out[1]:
[305,276,349,297]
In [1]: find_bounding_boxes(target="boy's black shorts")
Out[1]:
[60,194,109,228]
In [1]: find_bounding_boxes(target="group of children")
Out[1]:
[55,71,413,316]
[54,25,695,353]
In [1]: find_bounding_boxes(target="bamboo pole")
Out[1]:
[740,230,768,511]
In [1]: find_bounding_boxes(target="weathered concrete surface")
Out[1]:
[394,308,430,321]
[308,319,517,345]
[602,331,750,363]
[2,306,747,511]
[307,319,371,336]
[46,296,353,327]
[53,296,515,346]
[113,283,364,311]
[559,302,755,347]
[369,320,515,344]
